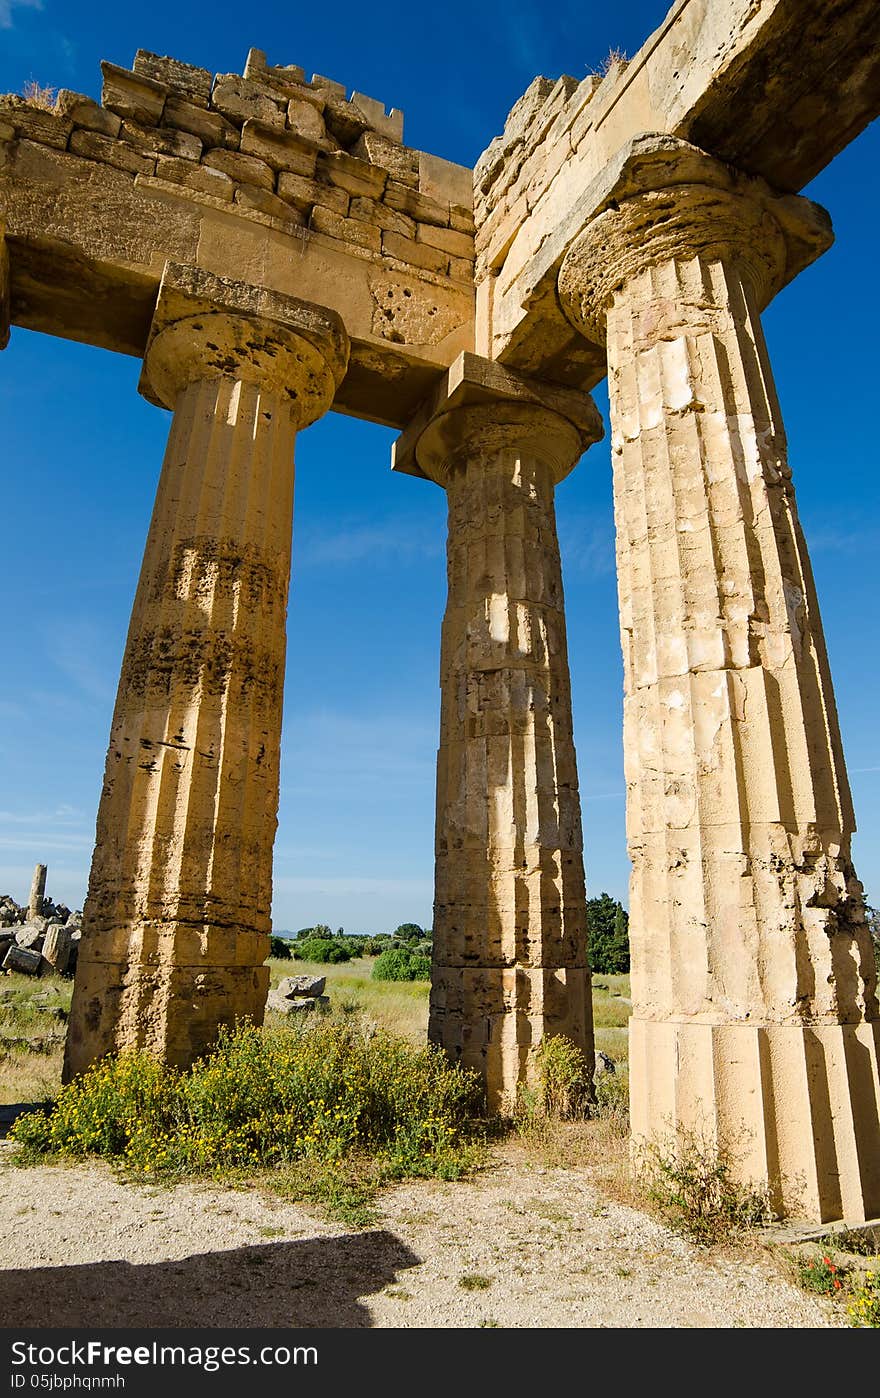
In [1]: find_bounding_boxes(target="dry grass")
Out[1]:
[267,955,430,1042]
[21,80,56,110]
[0,973,71,1104]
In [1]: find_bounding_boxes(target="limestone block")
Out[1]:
[276,974,326,998]
[101,62,167,126]
[448,255,475,283]
[286,98,328,146]
[15,925,45,949]
[0,100,71,150]
[210,76,285,128]
[349,91,403,143]
[120,120,202,161]
[384,180,449,227]
[234,184,304,223]
[418,152,472,209]
[351,131,418,184]
[69,129,154,176]
[41,924,72,975]
[202,148,274,190]
[3,945,41,975]
[310,206,381,252]
[277,171,348,216]
[319,150,387,200]
[54,91,121,138]
[382,230,447,274]
[162,96,239,149]
[349,195,415,238]
[416,223,475,259]
[133,51,212,108]
[266,990,315,1014]
[450,204,476,234]
[154,156,234,200]
[239,120,317,176]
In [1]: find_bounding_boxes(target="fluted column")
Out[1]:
[64,264,348,1079]
[558,137,880,1222]
[399,356,603,1111]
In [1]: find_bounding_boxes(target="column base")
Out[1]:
[63,953,269,1080]
[629,1017,880,1224]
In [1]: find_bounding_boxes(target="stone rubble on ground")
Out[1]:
[0,865,82,978]
[265,973,330,1016]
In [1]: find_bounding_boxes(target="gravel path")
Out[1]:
[0,1143,842,1328]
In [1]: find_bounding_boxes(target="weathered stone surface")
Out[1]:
[276,171,348,216]
[3,945,41,975]
[27,865,46,921]
[239,120,317,176]
[101,62,168,127]
[154,156,234,200]
[54,91,121,137]
[70,129,155,176]
[310,205,381,252]
[276,974,326,999]
[41,923,72,975]
[162,96,238,149]
[133,51,213,108]
[234,183,303,223]
[405,354,602,1111]
[266,990,315,1014]
[120,120,202,162]
[63,265,349,1080]
[202,148,274,190]
[210,76,285,128]
[320,151,387,200]
[558,141,880,1224]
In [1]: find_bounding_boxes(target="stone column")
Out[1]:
[27,863,47,920]
[395,355,603,1111]
[558,136,880,1222]
[64,263,348,1079]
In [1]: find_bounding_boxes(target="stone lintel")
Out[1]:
[516,135,832,345]
[139,259,349,407]
[391,350,603,482]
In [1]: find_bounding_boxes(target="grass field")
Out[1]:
[0,960,631,1104]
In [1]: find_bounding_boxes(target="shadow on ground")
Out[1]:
[0,1232,421,1327]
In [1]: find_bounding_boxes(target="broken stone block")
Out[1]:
[42,924,73,976]
[101,62,168,127]
[70,128,155,176]
[133,51,213,108]
[3,945,42,975]
[54,90,121,138]
[15,924,46,950]
[266,989,314,1015]
[276,974,326,999]
[162,95,239,150]
[203,147,274,190]
[211,76,285,128]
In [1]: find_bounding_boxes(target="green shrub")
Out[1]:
[363,935,392,956]
[269,935,292,960]
[10,1019,485,1183]
[372,947,431,982]
[294,937,352,964]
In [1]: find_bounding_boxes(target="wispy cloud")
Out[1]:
[274,875,432,898]
[294,515,443,569]
[558,513,616,578]
[0,0,42,29]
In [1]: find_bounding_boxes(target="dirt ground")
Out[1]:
[0,1140,842,1329]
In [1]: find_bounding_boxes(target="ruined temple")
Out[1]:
[2,0,878,1223]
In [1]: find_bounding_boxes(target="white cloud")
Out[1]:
[0,0,42,30]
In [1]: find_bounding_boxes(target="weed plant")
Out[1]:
[10,1018,486,1206]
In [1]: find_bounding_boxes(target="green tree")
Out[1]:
[269,935,292,960]
[587,893,630,973]
[393,923,424,942]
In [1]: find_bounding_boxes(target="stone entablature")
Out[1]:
[0,49,474,426]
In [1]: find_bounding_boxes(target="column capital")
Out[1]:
[392,351,603,489]
[557,135,832,345]
[139,261,350,428]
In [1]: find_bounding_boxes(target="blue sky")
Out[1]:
[1,1,877,934]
